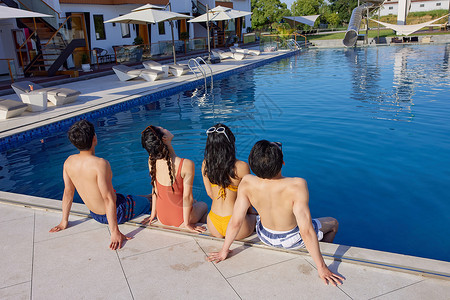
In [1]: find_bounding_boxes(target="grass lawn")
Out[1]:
[301,29,450,41]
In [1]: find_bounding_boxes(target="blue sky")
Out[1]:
[281,0,295,9]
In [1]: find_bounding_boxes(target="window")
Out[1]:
[158,22,165,35]
[121,23,130,38]
[436,3,441,6]
[389,6,393,10]
[93,15,106,40]
[420,4,424,7]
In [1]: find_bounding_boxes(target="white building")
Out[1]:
[0,0,251,78]
[380,0,450,16]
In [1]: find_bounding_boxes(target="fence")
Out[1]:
[259,33,308,51]
[113,38,208,64]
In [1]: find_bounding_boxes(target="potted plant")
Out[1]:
[132,36,144,62]
[180,31,189,41]
[81,53,91,72]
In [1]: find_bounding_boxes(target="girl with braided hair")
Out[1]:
[141,125,207,232]
[202,123,256,239]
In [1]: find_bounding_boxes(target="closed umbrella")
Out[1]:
[0,5,52,19]
[104,4,191,64]
[188,5,252,58]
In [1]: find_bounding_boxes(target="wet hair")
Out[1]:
[203,123,236,197]
[248,140,283,179]
[141,125,174,193]
[67,120,95,151]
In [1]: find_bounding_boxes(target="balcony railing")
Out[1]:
[113,38,207,64]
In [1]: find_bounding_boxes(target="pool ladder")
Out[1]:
[287,39,301,50]
[188,57,213,93]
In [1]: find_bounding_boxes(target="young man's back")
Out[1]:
[50,120,150,250]
[64,153,114,215]
[241,175,306,231]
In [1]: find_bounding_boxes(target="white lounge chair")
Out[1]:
[112,65,164,82]
[0,98,28,119]
[143,61,190,77]
[230,46,261,56]
[11,81,80,106]
[212,49,246,61]
[211,50,232,60]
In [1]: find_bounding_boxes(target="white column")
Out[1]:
[397,0,411,25]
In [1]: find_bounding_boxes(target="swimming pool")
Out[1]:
[1,44,449,261]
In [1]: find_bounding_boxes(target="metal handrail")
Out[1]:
[195,56,213,91]
[188,58,207,89]
[44,15,72,46]
[0,58,15,82]
[18,30,37,69]
[261,33,308,48]
[16,0,61,19]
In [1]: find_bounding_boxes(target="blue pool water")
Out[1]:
[1,45,449,261]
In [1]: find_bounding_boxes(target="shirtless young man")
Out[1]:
[49,120,151,250]
[208,140,344,286]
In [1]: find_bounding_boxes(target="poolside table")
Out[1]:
[20,91,47,112]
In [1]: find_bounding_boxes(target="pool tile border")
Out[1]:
[0,50,299,152]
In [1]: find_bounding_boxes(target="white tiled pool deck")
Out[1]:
[0,193,449,300]
[1,49,449,299]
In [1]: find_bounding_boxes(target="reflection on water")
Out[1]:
[1,45,449,261]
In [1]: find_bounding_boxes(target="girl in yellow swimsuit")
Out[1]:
[202,123,257,239]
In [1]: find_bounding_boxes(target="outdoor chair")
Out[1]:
[112,65,164,82]
[11,81,81,106]
[143,60,190,77]
[94,47,114,64]
[212,49,245,61]
[230,46,260,56]
[0,98,27,119]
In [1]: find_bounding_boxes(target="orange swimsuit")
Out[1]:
[156,158,184,227]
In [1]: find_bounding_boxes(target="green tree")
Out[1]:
[329,0,358,24]
[291,0,323,16]
[251,0,290,29]
[319,4,340,28]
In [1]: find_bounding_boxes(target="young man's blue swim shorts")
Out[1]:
[89,193,151,224]
[256,216,324,250]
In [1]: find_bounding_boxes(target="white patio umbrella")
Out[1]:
[188,5,252,58]
[0,5,52,19]
[104,4,192,64]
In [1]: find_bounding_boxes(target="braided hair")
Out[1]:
[141,126,175,193]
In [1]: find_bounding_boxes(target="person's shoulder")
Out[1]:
[90,156,111,171]
[181,157,194,166]
[287,177,307,186]
[235,160,250,176]
[241,173,257,185]
[180,157,195,172]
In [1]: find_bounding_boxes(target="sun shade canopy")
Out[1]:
[188,5,251,23]
[283,15,320,27]
[105,9,191,25]
[370,14,449,36]
[0,5,52,19]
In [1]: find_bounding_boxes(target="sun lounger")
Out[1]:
[112,65,164,82]
[11,81,80,106]
[143,61,190,77]
[211,49,245,61]
[0,98,28,119]
[230,46,261,56]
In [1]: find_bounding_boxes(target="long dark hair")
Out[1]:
[204,123,237,197]
[141,125,174,193]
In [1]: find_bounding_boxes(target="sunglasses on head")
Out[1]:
[206,126,230,142]
[142,125,157,135]
[272,141,282,151]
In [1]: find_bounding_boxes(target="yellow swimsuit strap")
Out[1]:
[211,183,238,199]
